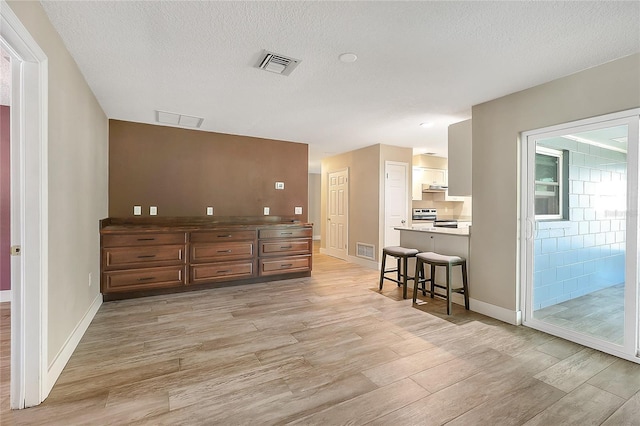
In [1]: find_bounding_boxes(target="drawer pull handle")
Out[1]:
[281,263,293,268]
[217,270,230,274]
[217,235,233,238]
[137,277,155,281]
[280,232,293,235]
[280,246,293,249]
[217,250,232,253]
[137,238,155,241]
[138,255,157,258]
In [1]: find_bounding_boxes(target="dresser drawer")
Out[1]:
[191,230,256,243]
[103,232,186,247]
[103,266,185,292]
[190,261,255,283]
[259,255,311,276]
[259,239,311,256]
[258,227,312,239]
[191,242,254,263]
[103,245,185,270]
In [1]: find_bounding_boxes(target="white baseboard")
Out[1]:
[346,255,379,270]
[46,293,102,393]
[469,298,522,325]
[0,290,11,302]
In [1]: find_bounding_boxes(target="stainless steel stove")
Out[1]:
[412,208,437,221]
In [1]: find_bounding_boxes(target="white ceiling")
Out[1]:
[39,1,639,172]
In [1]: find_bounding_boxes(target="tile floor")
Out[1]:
[0,246,639,425]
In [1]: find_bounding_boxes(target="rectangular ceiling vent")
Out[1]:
[356,242,375,261]
[156,110,204,128]
[256,50,301,76]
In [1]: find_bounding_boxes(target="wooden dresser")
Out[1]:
[100,217,313,300]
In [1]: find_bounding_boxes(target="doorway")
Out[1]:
[326,168,348,260]
[383,161,409,248]
[1,3,49,408]
[521,110,639,362]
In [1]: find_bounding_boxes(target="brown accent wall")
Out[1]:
[109,120,309,221]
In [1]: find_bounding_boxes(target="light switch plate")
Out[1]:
[133,205,142,216]
[206,206,214,216]
[275,182,285,190]
[263,207,270,215]
[149,206,158,216]
[294,206,303,214]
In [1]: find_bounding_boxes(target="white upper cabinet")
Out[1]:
[412,167,425,200]
[412,167,447,200]
[412,155,449,201]
[447,119,472,196]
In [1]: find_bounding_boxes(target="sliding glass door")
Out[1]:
[521,110,639,361]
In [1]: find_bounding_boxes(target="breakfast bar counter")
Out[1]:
[395,225,470,300]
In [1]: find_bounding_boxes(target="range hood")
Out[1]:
[422,184,447,192]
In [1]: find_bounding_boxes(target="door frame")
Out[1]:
[1,1,50,407]
[520,108,639,362]
[324,167,349,260]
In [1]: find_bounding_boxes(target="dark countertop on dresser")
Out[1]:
[100,217,313,233]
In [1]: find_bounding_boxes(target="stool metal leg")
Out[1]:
[461,261,469,310]
[396,257,401,287]
[379,252,387,290]
[402,256,409,299]
[412,258,421,303]
[430,264,436,298]
[446,265,453,315]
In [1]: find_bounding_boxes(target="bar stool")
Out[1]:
[413,252,469,315]
[379,246,419,299]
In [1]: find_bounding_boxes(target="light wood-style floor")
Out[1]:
[535,284,625,345]
[1,244,639,425]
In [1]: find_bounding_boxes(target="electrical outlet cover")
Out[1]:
[263,207,270,215]
[150,206,158,215]
[207,206,214,215]
[275,182,285,190]
[295,206,303,214]
[133,205,142,215]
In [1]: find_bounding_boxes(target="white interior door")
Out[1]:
[326,168,348,260]
[384,161,408,248]
[521,110,639,363]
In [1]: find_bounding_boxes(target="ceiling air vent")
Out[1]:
[256,50,301,76]
[156,110,204,128]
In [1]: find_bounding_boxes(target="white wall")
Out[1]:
[7,1,108,364]
[471,53,640,318]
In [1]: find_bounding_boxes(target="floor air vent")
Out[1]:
[256,50,301,76]
[356,243,375,261]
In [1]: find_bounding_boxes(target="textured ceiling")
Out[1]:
[40,1,640,172]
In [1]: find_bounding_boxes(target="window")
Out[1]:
[535,146,565,219]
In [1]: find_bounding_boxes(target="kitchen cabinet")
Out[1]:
[412,167,447,201]
[102,231,187,293]
[258,227,313,276]
[190,229,256,284]
[447,119,472,196]
[421,186,466,203]
[100,218,312,300]
[443,191,467,202]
